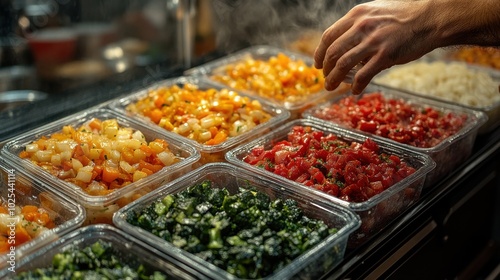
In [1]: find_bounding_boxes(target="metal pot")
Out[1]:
[0,65,39,92]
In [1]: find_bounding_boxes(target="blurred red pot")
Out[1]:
[28,27,77,64]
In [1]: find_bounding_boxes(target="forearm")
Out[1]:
[429,0,500,47]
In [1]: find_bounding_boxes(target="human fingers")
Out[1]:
[323,40,372,91]
[321,26,367,85]
[314,16,354,69]
[350,58,387,95]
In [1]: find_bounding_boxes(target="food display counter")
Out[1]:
[1,1,500,276]
[1,46,499,279]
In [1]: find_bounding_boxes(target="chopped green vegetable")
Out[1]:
[126,180,338,279]
[14,240,168,280]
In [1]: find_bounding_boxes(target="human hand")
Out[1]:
[314,0,439,94]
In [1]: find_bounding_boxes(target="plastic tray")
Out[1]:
[0,158,85,269]
[372,56,499,134]
[184,45,350,118]
[113,162,360,279]
[109,76,290,165]
[225,119,434,247]
[0,224,205,279]
[302,84,487,187]
[1,108,200,225]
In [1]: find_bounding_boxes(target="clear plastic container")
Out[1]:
[1,108,200,225]
[109,76,290,165]
[0,158,85,269]
[225,119,435,247]
[302,84,487,187]
[0,224,204,279]
[113,162,360,279]
[372,56,499,134]
[184,45,350,118]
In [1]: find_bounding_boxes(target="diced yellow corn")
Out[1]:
[102,119,119,138]
[133,170,148,182]
[89,148,103,160]
[133,149,147,161]
[125,139,142,149]
[149,141,165,154]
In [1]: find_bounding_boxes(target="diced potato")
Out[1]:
[72,158,83,171]
[75,167,92,183]
[132,130,146,143]
[89,148,103,160]
[50,154,61,166]
[35,150,52,162]
[157,151,175,166]
[25,144,39,153]
[55,142,71,153]
[119,160,135,174]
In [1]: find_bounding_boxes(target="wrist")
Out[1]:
[430,0,500,47]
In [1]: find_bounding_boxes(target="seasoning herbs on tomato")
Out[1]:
[243,126,416,202]
[126,180,338,279]
[311,92,467,148]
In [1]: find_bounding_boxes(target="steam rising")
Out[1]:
[211,0,359,54]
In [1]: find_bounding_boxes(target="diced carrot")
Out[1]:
[102,166,120,183]
[0,236,10,253]
[140,168,154,176]
[36,212,51,226]
[62,160,73,171]
[154,96,165,108]
[121,149,135,164]
[19,151,30,159]
[92,165,103,180]
[149,108,163,124]
[139,160,162,173]
[73,145,91,166]
[108,180,122,190]
[140,144,153,155]
[21,205,38,215]
[209,127,218,138]
[51,132,68,141]
[23,212,36,222]
[15,225,32,244]
[88,118,102,130]
[205,130,228,145]
[74,131,92,144]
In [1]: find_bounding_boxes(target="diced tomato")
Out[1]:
[359,120,378,133]
[243,125,416,203]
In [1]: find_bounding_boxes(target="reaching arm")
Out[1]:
[314,0,500,95]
